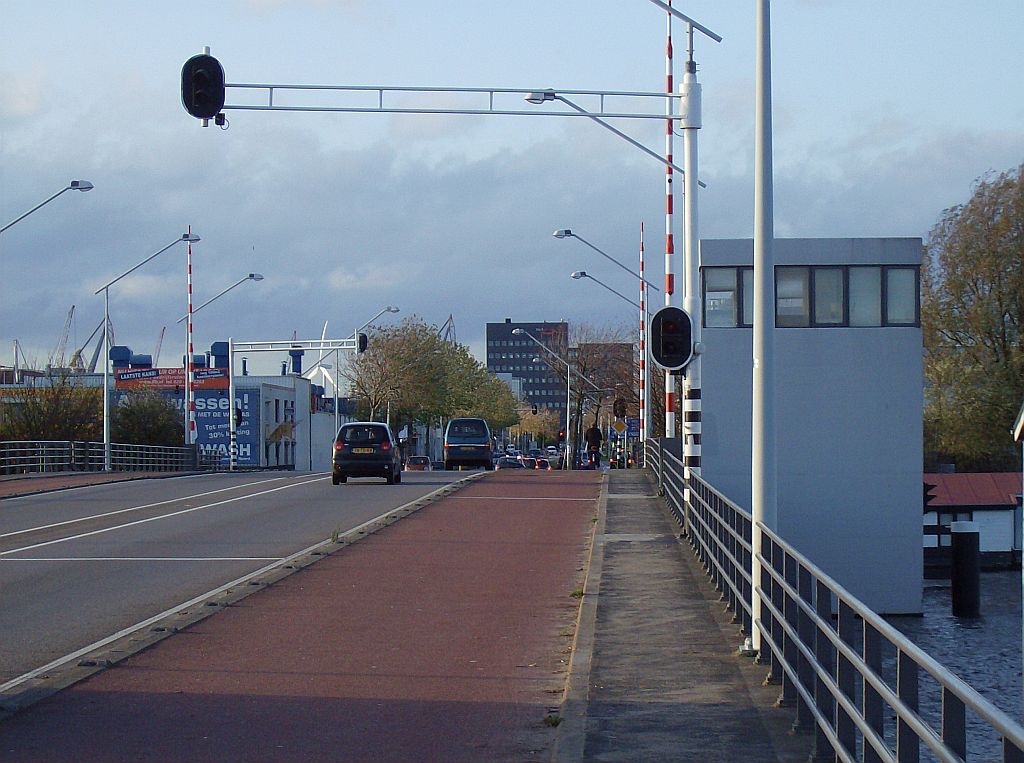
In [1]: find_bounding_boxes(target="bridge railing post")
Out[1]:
[813,578,835,761]
[781,551,799,708]
[863,621,885,763]
[795,565,814,732]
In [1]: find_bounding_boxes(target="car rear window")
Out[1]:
[340,426,387,444]
[451,421,485,436]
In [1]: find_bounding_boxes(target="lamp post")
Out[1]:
[514,328,572,470]
[556,228,656,448]
[94,232,200,471]
[1,180,94,235]
[350,306,399,433]
[570,271,641,310]
[175,273,264,324]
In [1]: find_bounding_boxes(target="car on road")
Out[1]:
[494,456,526,470]
[535,458,553,471]
[405,455,432,471]
[332,422,402,485]
[443,417,494,471]
[521,457,537,470]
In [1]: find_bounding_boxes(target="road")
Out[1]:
[0,470,465,688]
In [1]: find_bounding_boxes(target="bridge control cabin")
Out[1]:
[698,237,923,614]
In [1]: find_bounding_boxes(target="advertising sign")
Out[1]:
[115,367,229,390]
[193,388,261,466]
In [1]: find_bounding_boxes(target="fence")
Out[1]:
[0,440,219,475]
[646,438,1024,763]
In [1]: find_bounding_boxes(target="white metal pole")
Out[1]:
[228,337,237,471]
[751,0,778,653]
[664,0,677,440]
[102,287,111,471]
[334,348,340,436]
[565,360,572,470]
[185,227,196,448]
[681,25,702,480]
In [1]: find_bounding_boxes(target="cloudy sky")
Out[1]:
[2,0,1021,375]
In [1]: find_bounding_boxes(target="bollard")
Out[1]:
[950,521,980,618]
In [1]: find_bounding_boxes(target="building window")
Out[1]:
[813,267,845,325]
[776,267,810,327]
[704,267,738,327]
[849,267,882,326]
[885,267,918,325]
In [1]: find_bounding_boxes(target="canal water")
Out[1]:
[886,570,1021,760]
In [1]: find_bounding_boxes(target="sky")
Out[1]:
[1,0,1022,376]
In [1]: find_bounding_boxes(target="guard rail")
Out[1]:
[0,440,219,475]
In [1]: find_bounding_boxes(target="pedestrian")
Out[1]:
[584,419,603,468]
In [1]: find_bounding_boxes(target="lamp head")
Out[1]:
[525,90,556,104]
[386,306,400,313]
[553,229,572,239]
[181,232,201,242]
[511,328,525,336]
[571,271,586,280]
[70,180,94,192]
[248,273,265,281]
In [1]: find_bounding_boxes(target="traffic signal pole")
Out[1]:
[664,1,677,439]
[681,27,702,478]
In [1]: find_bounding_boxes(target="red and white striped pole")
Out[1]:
[639,222,647,447]
[185,225,196,447]
[664,0,676,439]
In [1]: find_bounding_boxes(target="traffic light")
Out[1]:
[181,53,225,120]
[357,333,368,353]
[531,403,538,415]
[558,430,565,443]
[613,397,627,418]
[650,306,693,371]
[923,481,938,509]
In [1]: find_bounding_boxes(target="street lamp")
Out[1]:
[556,227,653,448]
[95,232,200,471]
[175,273,264,324]
[1,180,94,235]
[514,327,573,470]
[570,271,641,310]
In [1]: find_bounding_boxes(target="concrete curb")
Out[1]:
[0,470,487,721]
[550,470,608,762]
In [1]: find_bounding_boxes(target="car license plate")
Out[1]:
[353,447,374,454]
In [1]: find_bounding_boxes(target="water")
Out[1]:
[886,571,1022,760]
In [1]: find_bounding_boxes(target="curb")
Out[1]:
[550,471,608,762]
[0,470,487,722]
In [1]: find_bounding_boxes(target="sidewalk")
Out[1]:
[558,469,811,762]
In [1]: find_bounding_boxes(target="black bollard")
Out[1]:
[950,521,981,618]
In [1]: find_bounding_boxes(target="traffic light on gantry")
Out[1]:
[357,333,368,353]
[181,53,226,120]
[650,306,694,372]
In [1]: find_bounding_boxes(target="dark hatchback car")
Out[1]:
[332,422,402,485]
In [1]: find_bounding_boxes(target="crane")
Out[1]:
[50,306,75,369]
[153,326,166,366]
[68,317,111,374]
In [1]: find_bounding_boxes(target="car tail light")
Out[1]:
[334,441,345,452]
[380,440,391,451]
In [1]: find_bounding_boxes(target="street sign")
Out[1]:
[612,420,627,435]
[626,417,640,437]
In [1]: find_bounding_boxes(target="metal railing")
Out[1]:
[0,440,219,475]
[646,439,1024,763]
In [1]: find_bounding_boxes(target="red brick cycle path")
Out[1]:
[0,470,601,762]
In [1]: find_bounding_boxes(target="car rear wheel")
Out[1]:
[394,471,402,484]
[333,474,347,484]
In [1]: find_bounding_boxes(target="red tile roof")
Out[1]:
[924,473,1022,508]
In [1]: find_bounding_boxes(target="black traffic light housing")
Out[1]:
[181,53,226,120]
[357,333,368,353]
[531,403,538,415]
[650,306,694,372]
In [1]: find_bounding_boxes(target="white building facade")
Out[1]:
[698,238,923,614]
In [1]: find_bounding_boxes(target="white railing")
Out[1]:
[646,439,1024,763]
[0,440,218,475]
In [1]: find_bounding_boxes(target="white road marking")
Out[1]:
[0,476,329,558]
[0,476,295,540]
[2,557,282,562]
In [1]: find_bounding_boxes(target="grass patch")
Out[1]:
[542,713,563,727]
[570,588,584,599]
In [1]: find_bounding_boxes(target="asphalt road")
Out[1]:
[0,470,465,688]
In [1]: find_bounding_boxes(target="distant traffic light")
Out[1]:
[531,403,538,415]
[558,430,566,442]
[650,306,693,371]
[613,397,627,418]
[357,333,368,353]
[181,53,225,120]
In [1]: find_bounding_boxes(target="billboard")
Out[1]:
[115,367,229,390]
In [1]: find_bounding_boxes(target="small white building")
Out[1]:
[698,238,924,614]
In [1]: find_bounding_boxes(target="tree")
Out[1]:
[0,371,101,441]
[922,163,1024,471]
[112,390,184,446]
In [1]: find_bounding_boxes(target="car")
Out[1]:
[521,457,537,470]
[405,455,431,471]
[432,460,446,471]
[494,456,526,469]
[443,417,494,470]
[332,422,402,485]
[528,448,543,458]
[535,458,553,471]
